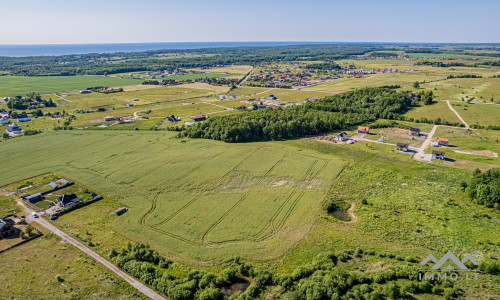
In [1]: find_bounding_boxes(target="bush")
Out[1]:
[55,274,64,282]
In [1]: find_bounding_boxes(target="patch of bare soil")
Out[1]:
[221,277,251,297]
[272,180,287,187]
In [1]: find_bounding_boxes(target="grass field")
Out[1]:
[422,78,500,103]
[404,101,461,124]
[0,233,144,299]
[0,75,141,97]
[0,131,346,265]
[449,102,500,127]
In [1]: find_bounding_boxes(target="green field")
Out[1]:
[0,233,144,299]
[0,131,346,265]
[449,102,500,127]
[0,75,141,97]
[404,101,461,124]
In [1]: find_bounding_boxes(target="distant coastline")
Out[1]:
[0,41,334,57]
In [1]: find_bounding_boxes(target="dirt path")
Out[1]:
[446,100,469,128]
[345,201,358,224]
[53,93,72,102]
[16,200,166,300]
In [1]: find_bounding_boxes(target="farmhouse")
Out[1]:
[191,115,207,122]
[336,132,348,141]
[409,128,420,136]
[0,218,15,238]
[17,114,31,122]
[432,150,446,160]
[0,118,9,124]
[57,194,79,208]
[115,207,127,216]
[396,142,409,152]
[6,124,21,133]
[219,95,226,100]
[104,116,116,122]
[357,126,370,134]
[438,138,449,146]
[0,112,9,118]
[228,94,236,99]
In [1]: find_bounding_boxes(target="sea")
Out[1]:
[0,42,333,57]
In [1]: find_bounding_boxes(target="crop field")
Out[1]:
[0,131,346,265]
[0,75,140,97]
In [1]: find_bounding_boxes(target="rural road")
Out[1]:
[17,200,166,300]
[446,100,469,128]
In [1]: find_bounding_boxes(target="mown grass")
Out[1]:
[0,75,140,97]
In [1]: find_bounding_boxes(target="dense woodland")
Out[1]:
[182,88,412,142]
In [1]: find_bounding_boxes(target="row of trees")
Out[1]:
[182,87,413,142]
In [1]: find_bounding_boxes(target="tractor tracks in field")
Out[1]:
[201,153,288,245]
[152,147,263,227]
[138,150,226,228]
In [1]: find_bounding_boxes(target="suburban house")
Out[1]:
[409,128,420,136]
[167,115,179,122]
[432,150,446,160]
[336,132,348,141]
[357,126,370,134]
[24,193,43,203]
[104,116,116,122]
[218,95,226,100]
[17,114,31,122]
[268,95,277,100]
[191,115,207,122]
[57,194,79,208]
[0,112,9,119]
[0,118,9,124]
[228,94,236,99]
[438,138,449,146]
[396,142,409,152]
[0,218,16,238]
[6,124,21,133]
[115,207,127,216]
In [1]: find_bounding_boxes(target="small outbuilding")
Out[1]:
[25,193,43,203]
[167,115,179,122]
[432,150,446,160]
[6,124,21,133]
[396,142,409,152]
[115,207,127,216]
[191,115,207,122]
[104,116,116,122]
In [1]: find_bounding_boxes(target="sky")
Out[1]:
[1,0,499,44]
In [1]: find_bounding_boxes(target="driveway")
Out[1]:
[17,200,166,300]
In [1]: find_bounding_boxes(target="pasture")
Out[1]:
[0,131,346,265]
[449,102,500,127]
[404,101,461,124]
[0,75,140,97]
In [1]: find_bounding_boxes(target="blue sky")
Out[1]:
[1,0,499,44]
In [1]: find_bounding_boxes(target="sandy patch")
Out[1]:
[272,180,287,187]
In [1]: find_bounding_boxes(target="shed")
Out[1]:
[25,193,43,203]
[104,116,116,122]
[115,207,127,216]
